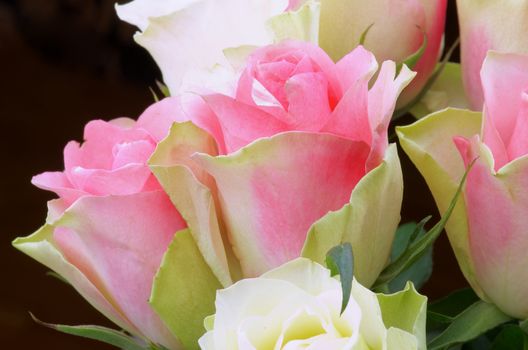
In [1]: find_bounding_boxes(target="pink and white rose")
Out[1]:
[153,40,414,286]
[457,0,528,109]
[14,102,194,348]
[398,51,528,318]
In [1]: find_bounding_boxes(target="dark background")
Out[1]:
[0,0,466,348]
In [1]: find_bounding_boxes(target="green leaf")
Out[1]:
[428,301,512,350]
[149,87,160,102]
[149,229,222,350]
[397,28,428,74]
[519,319,528,333]
[358,23,374,46]
[388,219,432,292]
[325,243,354,314]
[373,157,474,290]
[491,325,528,350]
[429,288,480,321]
[427,288,480,336]
[30,313,145,350]
[155,80,170,97]
[463,334,494,350]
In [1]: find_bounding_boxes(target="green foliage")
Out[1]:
[387,218,432,292]
[373,158,473,291]
[427,301,512,350]
[325,243,354,314]
[30,313,146,350]
[358,23,374,46]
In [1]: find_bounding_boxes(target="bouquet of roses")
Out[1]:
[14,0,528,349]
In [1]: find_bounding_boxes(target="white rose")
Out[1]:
[115,0,290,95]
[199,258,427,350]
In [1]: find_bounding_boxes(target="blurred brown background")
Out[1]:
[0,0,466,348]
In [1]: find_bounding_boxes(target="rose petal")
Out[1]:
[454,136,528,318]
[396,109,486,298]
[285,72,332,131]
[194,132,369,277]
[203,94,290,153]
[13,224,140,336]
[54,191,185,348]
[481,51,528,161]
[367,62,415,169]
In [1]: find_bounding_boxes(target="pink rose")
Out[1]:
[15,102,192,348]
[457,0,528,109]
[154,41,414,286]
[398,51,528,318]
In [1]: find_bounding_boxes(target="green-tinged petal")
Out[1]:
[223,46,258,71]
[149,122,239,286]
[386,328,418,350]
[262,257,339,295]
[351,279,387,349]
[410,63,471,118]
[318,0,425,63]
[267,0,320,44]
[377,283,427,350]
[13,225,138,335]
[204,316,215,332]
[302,143,403,287]
[150,229,222,350]
[396,108,485,297]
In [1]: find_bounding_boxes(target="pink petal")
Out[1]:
[137,95,226,153]
[66,120,151,171]
[246,41,342,104]
[203,94,290,153]
[31,171,86,206]
[285,72,332,131]
[66,164,156,196]
[482,106,509,170]
[481,52,528,151]
[136,96,190,141]
[112,139,156,169]
[507,92,528,160]
[367,62,415,169]
[334,46,378,94]
[194,132,370,277]
[287,0,303,11]
[322,47,378,144]
[54,191,185,347]
[455,136,528,318]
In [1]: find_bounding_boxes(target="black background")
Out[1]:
[0,0,466,348]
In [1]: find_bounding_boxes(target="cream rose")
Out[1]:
[199,258,427,350]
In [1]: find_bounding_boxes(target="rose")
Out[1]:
[116,0,296,94]
[316,0,447,106]
[199,258,427,350]
[398,51,528,318]
[13,100,197,348]
[457,0,528,109]
[152,40,415,287]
